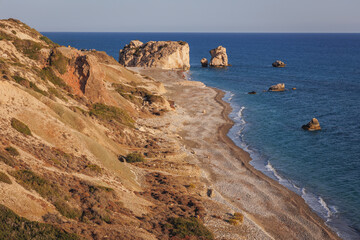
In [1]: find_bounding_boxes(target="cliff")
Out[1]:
[119,40,190,70]
[0,19,210,239]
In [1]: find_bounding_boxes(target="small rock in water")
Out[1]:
[268,83,285,92]
[200,58,208,67]
[302,118,321,131]
[292,87,296,90]
[272,60,286,67]
[248,91,257,94]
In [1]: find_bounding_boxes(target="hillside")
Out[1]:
[0,19,212,239]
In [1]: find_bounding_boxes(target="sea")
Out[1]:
[43,32,360,240]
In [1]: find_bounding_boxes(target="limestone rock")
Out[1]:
[272,60,286,68]
[119,40,190,70]
[209,46,229,67]
[302,118,321,131]
[200,58,208,67]
[268,83,285,92]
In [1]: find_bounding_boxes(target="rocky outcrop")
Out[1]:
[209,46,229,67]
[272,60,286,67]
[268,83,285,92]
[201,58,208,67]
[119,40,190,70]
[302,118,321,131]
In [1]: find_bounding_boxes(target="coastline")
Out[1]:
[135,68,341,240]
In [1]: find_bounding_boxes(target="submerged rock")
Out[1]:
[119,40,190,70]
[302,118,321,131]
[272,60,286,67]
[200,58,208,67]
[268,83,285,92]
[209,46,229,67]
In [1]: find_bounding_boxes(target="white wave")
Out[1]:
[319,196,332,219]
[265,161,285,183]
[224,91,235,102]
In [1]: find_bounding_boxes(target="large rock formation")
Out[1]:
[209,46,229,67]
[268,83,285,92]
[119,40,190,70]
[272,60,286,67]
[302,118,321,131]
[200,58,208,67]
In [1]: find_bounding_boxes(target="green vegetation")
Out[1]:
[228,212,244,226]
[5,146,19,156]
[0,152,15,167]
[40,36,58,47]
[0,31,12,41]
[0,204,79,239]
[89,103,134,128]
[48,87,67,101]
[10,170,60,199]
[125,152,145,163]
[10,118,32,136]
[86,164,102,173]
[13,39,43,60]
[0,172,11,184]
[40,67,66,88]
[167,217,214,239]
[53,200,81,220]
[49,50,68,74]
[11,30,16,35]
[178,41,187,46]
[114,83,164,105]
[13,75,48,96]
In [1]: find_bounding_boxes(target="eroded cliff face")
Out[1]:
[0,19,210,239]
[119,40,190,70]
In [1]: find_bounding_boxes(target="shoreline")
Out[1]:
[135,68,341,239]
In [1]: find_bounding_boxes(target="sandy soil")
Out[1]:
[134,68,340,240]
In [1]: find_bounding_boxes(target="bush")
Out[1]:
[11,30,16,35]
[40,36,59,47]
[168,217,214,239]
[12,75,48,96]
[13,39,43,60]
[228,218,239,226]
[86,164,102,173]
[40,67,66,88]
[53,200,81,220]
[49,50,68,74]
[0,153,15,167]
[10,170,59,199]
[89,103,134,128]
[11,118,32,136]
[125,152,145,163]
[228,212,244,226]
[0,172,11,184]
[0,204,79,239]
[5,146,19,156]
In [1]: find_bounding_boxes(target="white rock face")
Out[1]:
[209,46,229,67]
[119,40,190,70]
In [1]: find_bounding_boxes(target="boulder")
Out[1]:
[119,40,190,70]
[268,83,285,92]
[272,60,286,67]
[302,118,321,131]
[200,58,208,67]
[248,91,257,95]
[209,46,229,67]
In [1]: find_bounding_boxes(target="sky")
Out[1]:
[0,0,360,32]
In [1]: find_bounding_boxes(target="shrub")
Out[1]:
[39,67,66,88]
[0,31,13,41]
[5,146,19,156]
[13,39,43,60]
[53,200,81,220]
[40,36,59,47]
[228,218,239,226]
[125,152,145,163]
[0,204,79,239]
[10,118,32,136]
[0,172,11,184]
[86,164,102,173]
[89,103,134,128]
[10,170,60,199]
[228,212,244,226]
[168,217,214,239]
[178,41,187,46]
[0,153,15,167]
[49,50,68,74]
[12,75,48,96]
[11,30,16,35]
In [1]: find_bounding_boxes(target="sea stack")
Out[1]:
[272,60,286,67]
[302,118,321,131]
[268,83,285,92]
[119,40,190,70]
[201,58,208,67]
[209,46,229,67]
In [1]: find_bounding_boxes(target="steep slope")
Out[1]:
[0,19,211,239]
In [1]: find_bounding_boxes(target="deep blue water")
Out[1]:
[43,32,360,239]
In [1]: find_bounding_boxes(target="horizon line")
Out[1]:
[40,31,360,34]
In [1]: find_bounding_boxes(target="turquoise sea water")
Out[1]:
[43,32,360,239]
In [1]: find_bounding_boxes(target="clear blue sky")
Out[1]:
[1,0,359,32]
